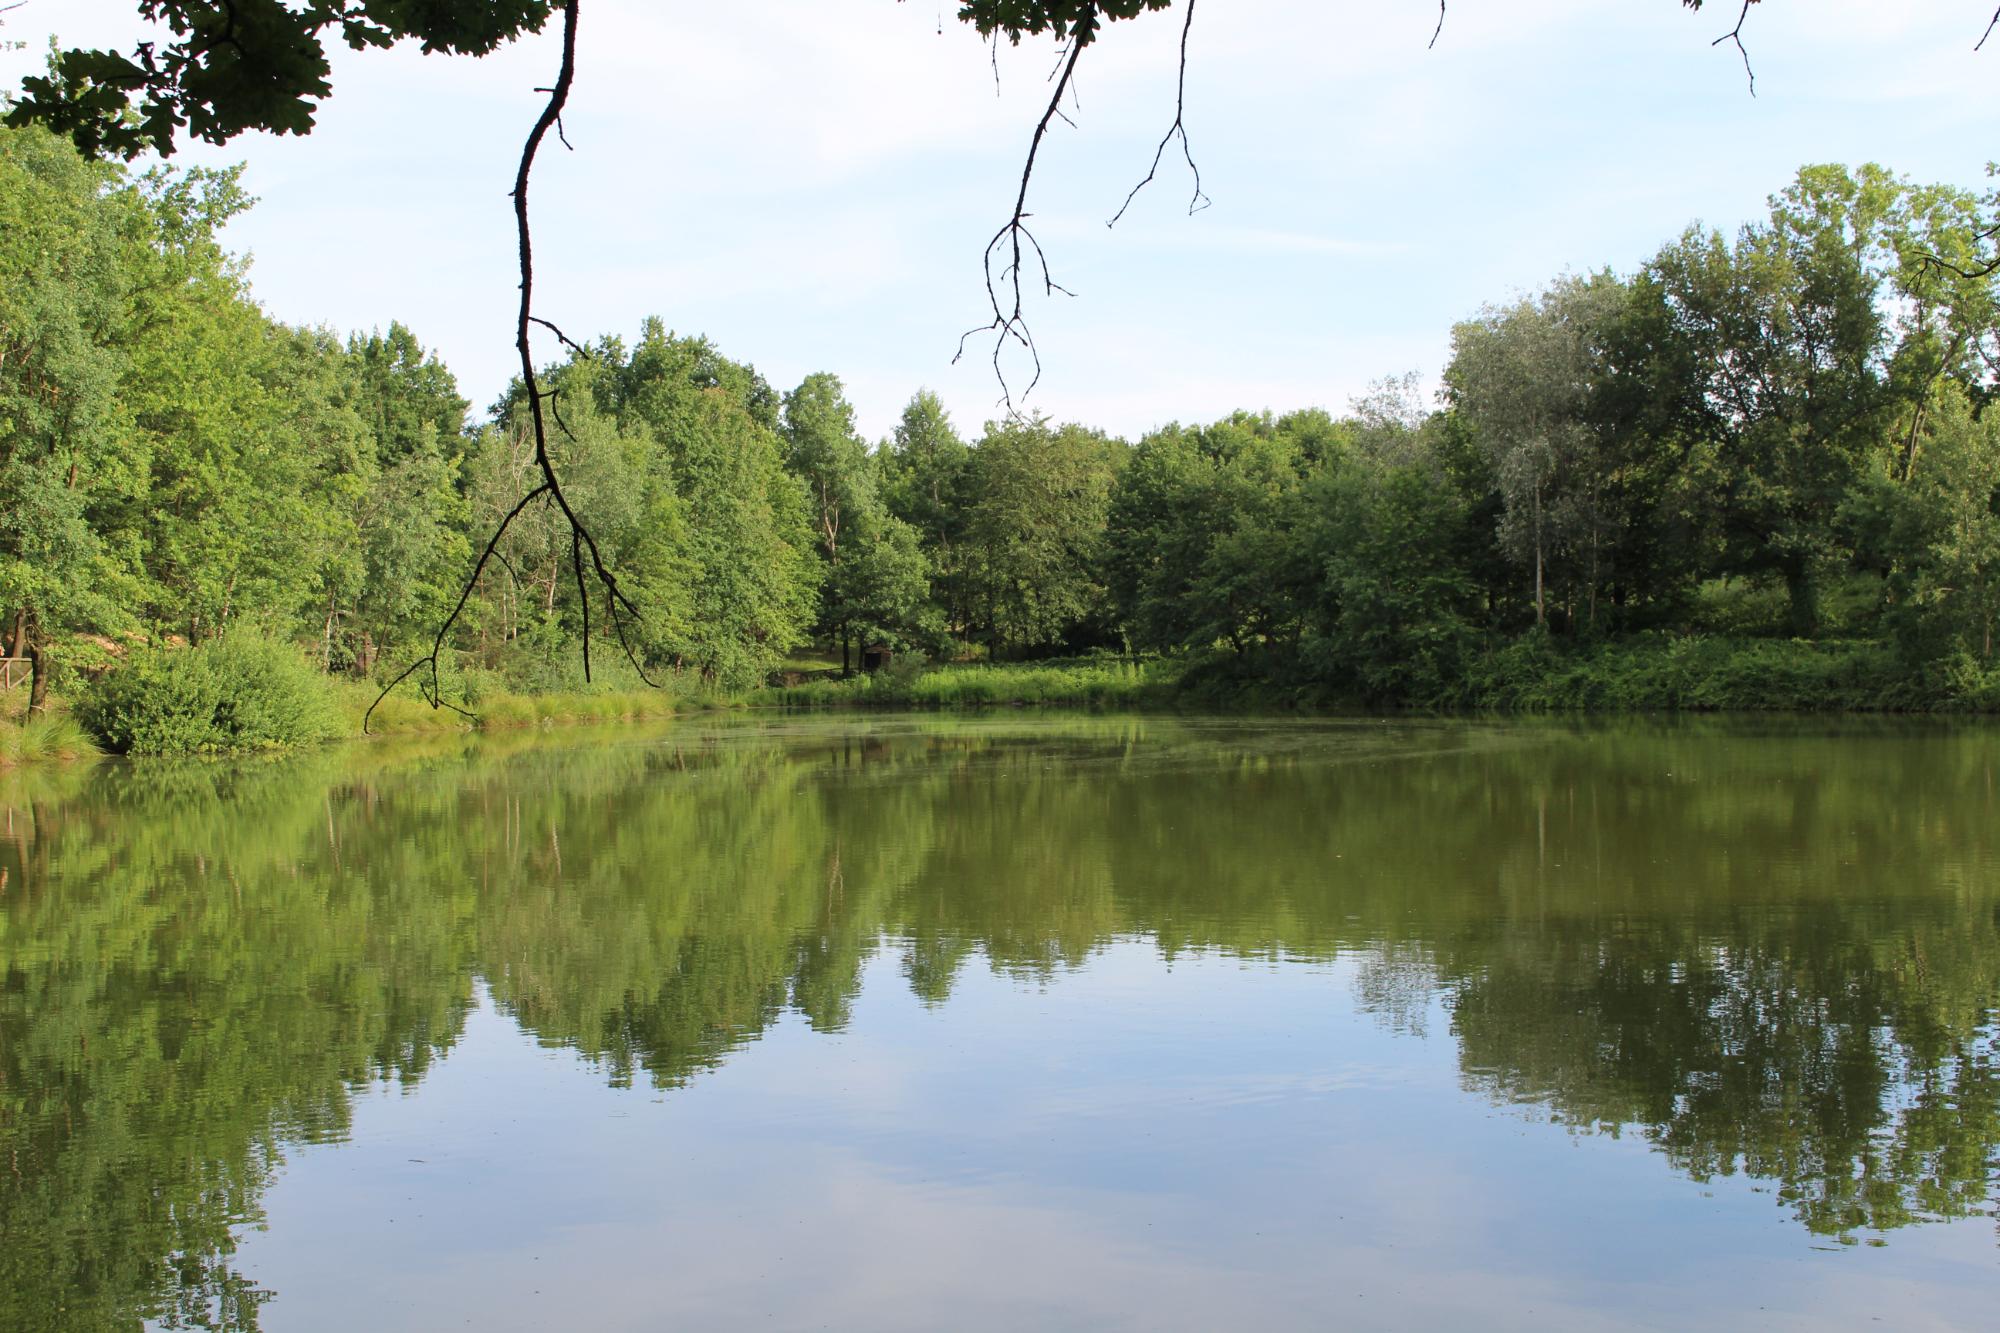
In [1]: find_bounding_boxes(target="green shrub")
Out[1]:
[1457,633,1922,713]
[80,631,342,755]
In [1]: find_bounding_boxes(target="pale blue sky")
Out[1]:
[5,1,1998,440]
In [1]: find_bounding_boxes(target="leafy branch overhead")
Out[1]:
[5,2,558,159]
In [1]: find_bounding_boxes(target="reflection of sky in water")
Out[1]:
[235,946,1996,1332]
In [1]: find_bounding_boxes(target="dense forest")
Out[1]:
[5,120,2000,731]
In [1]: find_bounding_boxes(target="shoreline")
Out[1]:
[12,636,2000,772]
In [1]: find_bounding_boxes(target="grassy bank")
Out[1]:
[344,680,699,736]
[766,637,2000,717]
[1177,633,2000,715]
[21,632,2000,769]
[1453,635,1948,713]
[0,709,100,767]
[760,657,1183,709]
[22,631,736,762]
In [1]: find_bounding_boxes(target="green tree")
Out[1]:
[1880,171,2000,479]
[1647,173,1891,635]
[964,416,1123,655]
[783,374,933,671]
[880,390,973,642]
[661,392,815,686]
[1447,273,1629,631]
[1303,451,1477,702]
[120,164,354,645]
[346,322,470,465]
[599,326,814,686]
[349,416,471,672]
[1107,412,1316,655]
[1880,383,2000,663]
[0,126,142,709]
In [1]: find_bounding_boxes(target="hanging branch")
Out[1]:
[954,15,1093,411]
[365,481,550,730]
[1430,2,1446,50]
[1980,6,2000,51]
[1711,0,1758,95]
[1107,0,1209,228]
[367,0,655,733]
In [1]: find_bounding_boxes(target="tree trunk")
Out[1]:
[4,607,22,660]
[1785,564,1820,638]
[1532,490,1546,628]
[1586,521,1600,632]
[841,633,852,678]
[1533,539,1546,628]
[26,628,50,714]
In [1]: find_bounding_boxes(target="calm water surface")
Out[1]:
[3,714,1998,1330]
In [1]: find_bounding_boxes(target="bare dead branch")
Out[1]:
[364,480,550,732]
[955,18,1091,411]
[1712,0,1758,96]
[529,315,590,357]
[1980,6,2000,51]
[1430,2,1446,50]
[570,528,590,681]
[370,0,653,730]
[1108,0,1209,228]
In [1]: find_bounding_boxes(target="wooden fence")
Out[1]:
[0,658,29,692]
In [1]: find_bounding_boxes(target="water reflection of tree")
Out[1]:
[1,752,478,1331]
[1442,913,2000,1236]
[4,720,1999,1326]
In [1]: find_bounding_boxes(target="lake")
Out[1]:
[3,714,1998,1330]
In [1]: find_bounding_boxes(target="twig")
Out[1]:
[1980,6,2000,52]
[1712,0,1758,96]
[1919,220,2000,281]
[1430,2,1445,50]
[1108,0,1209,228]
[528,315,588,359]
[364,481,550,731]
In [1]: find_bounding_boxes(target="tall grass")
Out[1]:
[762,658,1180,710]
[340,678,703,736]
[0,711,100,766]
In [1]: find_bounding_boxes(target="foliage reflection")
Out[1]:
[2,718,1997,1327]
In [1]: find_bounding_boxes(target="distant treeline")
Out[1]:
[6,122,2000,710]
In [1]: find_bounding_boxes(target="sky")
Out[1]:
[3,1,1998,442]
